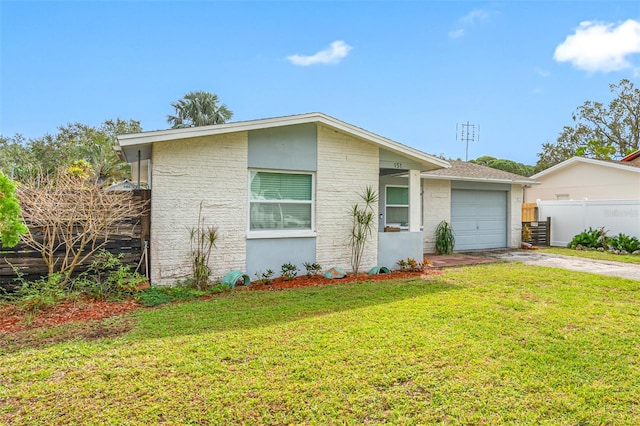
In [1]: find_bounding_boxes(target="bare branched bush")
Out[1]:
[16,173,147,288]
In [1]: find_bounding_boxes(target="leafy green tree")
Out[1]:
[0,135,37,181]
[470,156,535,177]
[167,91,233,128]
[536,79,640,172]
[0,118,140,184]
[0,171,27,247]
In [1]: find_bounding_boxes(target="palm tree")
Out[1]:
[167,91,233,128]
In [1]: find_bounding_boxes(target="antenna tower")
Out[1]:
[456,121,480,161]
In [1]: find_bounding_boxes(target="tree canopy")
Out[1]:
[167,91,233,128]
[470,156,535,177]
[0,118,141,184]
[536,79,640,172]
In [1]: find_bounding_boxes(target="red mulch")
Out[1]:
[245,269,442,291]
[0,269,442,333]
[0,298,141,333]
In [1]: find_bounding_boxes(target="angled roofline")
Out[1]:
[621,150,640,162]
[531,156,640,179]
[420,173,538,185]
[117,112,450,171]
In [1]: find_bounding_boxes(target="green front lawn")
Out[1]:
[2,263,639,424]
[540,246,640,264]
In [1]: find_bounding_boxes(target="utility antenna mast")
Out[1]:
[456,121,480,161]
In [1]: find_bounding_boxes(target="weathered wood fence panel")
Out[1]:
[0,189,150,290]
[522,217,551,246]
[522,202,538,222]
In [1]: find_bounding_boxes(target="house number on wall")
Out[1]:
[394,162,403,169]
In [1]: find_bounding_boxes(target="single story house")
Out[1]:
[524,156,640,202]
[117,113,534,285]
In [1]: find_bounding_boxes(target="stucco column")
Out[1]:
[408,169,421,232]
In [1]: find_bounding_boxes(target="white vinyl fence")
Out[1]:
[537,199,640,247]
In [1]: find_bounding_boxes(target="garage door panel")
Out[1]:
[451,189,507,251]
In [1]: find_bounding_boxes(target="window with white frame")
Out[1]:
[385,185,409,228]
[249,170,314,232]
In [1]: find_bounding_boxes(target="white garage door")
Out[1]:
[451,189,507,251]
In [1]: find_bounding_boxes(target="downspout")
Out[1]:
[137,150,141,188]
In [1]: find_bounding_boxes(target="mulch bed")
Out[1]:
[0,269,442,334]
[0,298,141,334]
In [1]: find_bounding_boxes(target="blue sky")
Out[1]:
[1,1,639,165]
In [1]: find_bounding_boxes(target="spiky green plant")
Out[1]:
[349,186,378,276]
[435,220,455,255]
[188,202,218,290]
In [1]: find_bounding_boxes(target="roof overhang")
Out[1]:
[116,112,450,172]
[531,156,640,179]
[621,150,640,162]
[420,173,539,185]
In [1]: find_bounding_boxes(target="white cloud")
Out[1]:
[554,19,640,72]
[448,29,465,39]
[459,9,489,25]
[449,9,489,39]
[286,40,352,66]
[534,67,550,78]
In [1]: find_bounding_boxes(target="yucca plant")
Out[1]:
[349,186,378,276]
[435,220,455,255]
[188,202,218,290]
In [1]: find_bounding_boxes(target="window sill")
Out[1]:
[247,230,317,240]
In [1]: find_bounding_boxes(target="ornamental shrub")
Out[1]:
[0,171,27,247]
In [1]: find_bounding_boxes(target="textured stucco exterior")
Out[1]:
[315,124,379,271]
[422,179,451,253]
[509,184,524,248]
[150,133,248,285]
[525,160,640,201]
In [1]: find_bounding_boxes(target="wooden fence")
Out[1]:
[522,217,551,246]
[0,189,150,291]
[522,202,538,222]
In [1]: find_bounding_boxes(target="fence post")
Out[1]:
[545,216,551,246]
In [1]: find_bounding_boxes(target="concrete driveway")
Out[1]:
[485,250,640,281]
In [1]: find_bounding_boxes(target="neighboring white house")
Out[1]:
[117,113,534,285]
[524,156,640,246]
[524,157,640,202]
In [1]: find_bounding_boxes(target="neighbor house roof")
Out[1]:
[531,156,640,179]
[116,112,450,172]
[621,150,640,162]
[421,161,539,185]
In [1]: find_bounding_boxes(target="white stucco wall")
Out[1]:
[422,179,451,253]
[150,133,248,285]
[525,162,640,202]
[509,184,524,248]
[316,125,379,272]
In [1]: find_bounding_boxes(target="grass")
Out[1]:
[2,263,639,424]
[540,246,640,264]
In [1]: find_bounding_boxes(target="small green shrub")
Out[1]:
[396,257,426,272]
[303,262,322,278]
[73,250,147,301]
[435,221,455,255]
[280,263,299,280]
[254,269,274,285]
[11,274,69,314]
[134,284,227,307]
[568,227,607,249]
[606,233,640,253]
[0,171,28,248]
